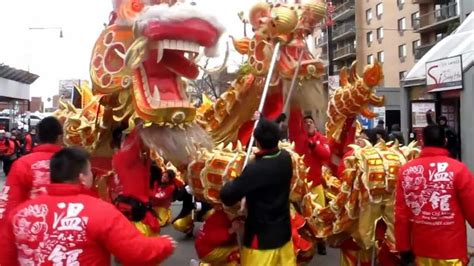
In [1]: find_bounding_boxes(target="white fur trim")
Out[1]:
[137,3,225,34]
[134,3,225,56]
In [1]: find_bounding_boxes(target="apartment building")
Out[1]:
[317,0,356,76]
[413,0,460,60]
[356,0,420,88]
[316,0,420,129]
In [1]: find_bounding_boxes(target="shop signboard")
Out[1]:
[411,101,436,146]
[426,55,463,93]
[411,101,436,128]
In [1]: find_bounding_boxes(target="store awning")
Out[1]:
[403,13,474,87]
[0,64,39,101]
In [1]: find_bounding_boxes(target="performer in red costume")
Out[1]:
[0,117,63,222]
[150,165,177,227]
[0,147,176,265]
[288,108,330,255]
[112,130,159,236]
[194,208,240,266]
[396,125,474,266]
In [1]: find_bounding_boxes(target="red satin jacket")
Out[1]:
[289,108,331,187]
[395,147,474,263]
[150,183,175,208]
[0,144,62,221]
[0,183,174,265]
[195,209,236,259]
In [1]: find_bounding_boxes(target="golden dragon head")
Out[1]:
[232,0,326,79]
[90,0,225,128]
[326,60,385,141]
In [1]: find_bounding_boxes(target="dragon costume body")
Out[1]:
[56,0,421,265]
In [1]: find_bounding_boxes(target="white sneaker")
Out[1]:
[189,259,200,266]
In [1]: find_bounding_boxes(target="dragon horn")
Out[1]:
[199,42,230,75]
[339,67,349,86]
[348,60,359,83]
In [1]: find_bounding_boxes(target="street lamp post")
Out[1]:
[28,27,63,38]
[326,1,335,76]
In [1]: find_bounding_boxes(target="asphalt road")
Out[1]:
[162,203,340,266]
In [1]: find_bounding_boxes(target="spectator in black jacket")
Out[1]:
[388,124,405,146]
[220,117,295,265]
[438,116,459,159]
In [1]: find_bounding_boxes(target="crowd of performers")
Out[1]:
[0,113,471,265]
[0,128,37,176]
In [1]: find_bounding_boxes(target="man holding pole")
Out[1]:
[220,116,295,266]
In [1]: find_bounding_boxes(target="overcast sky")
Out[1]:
[0,0,259,106]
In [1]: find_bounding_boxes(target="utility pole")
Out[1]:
[326,1,335,76]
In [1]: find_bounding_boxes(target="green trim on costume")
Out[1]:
[262,150,281,159]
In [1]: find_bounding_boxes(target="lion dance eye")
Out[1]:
[119,0,144,21]
[130,0,144,12]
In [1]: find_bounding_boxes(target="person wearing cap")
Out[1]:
[220,116,295,265]
[0,117,63,222]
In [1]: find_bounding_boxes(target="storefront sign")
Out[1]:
[373,106,385,125]
[411,102,436,128]
[426,55,463,93]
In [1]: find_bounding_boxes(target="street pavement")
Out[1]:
[162,203,339,266]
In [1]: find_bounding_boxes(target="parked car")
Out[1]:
[19,113,44,127]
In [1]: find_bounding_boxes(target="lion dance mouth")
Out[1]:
[127,4,224,125]
[80,1,225,164]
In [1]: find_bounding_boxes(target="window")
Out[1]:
[398,44,407,58]
[377,51,384,63]
[399,71,407,81]
[397,0,405,6]
[412,40,420,54]
[377,27,384,39]
[398,17,406,31]
[411,12,420,28]
[367,54,374,64]
[436,33,445,41]
[366,31,373,44]
[366,9,372,22]
[376,3,383,17]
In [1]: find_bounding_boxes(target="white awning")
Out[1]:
[404,13,474,84]
[0,77,30,100]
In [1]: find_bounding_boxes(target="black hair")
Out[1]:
[423,125,446,148]
[377,119,384,125]
[364,128,379,146]
[303,115,314,122]
[254,117,280,149]
[438,116,447,122]
[50,147,90,183]
[149,163,163,188]
[374,127,389,142]
[165,169,176,180]
[38,116,63,144]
